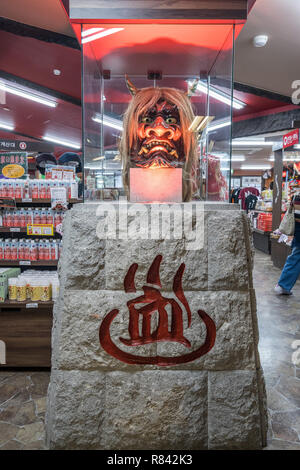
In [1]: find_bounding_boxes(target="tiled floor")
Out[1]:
[254,250,300,450]
[0,249,300,450]
[0,372,49,450]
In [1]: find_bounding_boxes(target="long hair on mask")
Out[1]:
[119,86,198,202]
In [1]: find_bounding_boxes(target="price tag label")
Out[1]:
[27,224,53,236]
[22,198,32,202]
[19,260,31,266]
[10,228,20,232]
[26,303,38,309]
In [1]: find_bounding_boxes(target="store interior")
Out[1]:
[0,0,300,451]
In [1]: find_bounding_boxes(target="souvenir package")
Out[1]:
[0,178,78,200]
[0,267,21,302]
[7,270,59,302]
[0,238,61,261]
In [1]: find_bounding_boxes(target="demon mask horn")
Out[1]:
[125,74,139,96]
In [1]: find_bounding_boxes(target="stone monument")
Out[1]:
[46,201,268,450]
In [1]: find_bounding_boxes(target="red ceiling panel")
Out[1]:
[0,30,81,100]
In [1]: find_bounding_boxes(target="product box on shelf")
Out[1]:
[45,165,75,181]
[0,267,21,302]
[0,238,61,261]
[257,213,273,232]
[0,178,79,201]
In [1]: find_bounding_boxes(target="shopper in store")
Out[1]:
[275,197,300,295]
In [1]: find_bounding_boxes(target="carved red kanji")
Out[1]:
[99,255,216,366]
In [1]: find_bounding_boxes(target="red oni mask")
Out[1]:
[132,99,184,169]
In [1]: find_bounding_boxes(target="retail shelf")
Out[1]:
[0,300,54,309]
[0,198,83,207]
[250,209,273,213]
[253,228,271,235]
[0,227,27,233]
[0,260,58,267]
[251,209,286,214]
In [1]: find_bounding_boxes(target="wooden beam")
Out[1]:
[233,109,300,139]
[0,17,80,50]
[272,148,283,232]
[69,0,248,20]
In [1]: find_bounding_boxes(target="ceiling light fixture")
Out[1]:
[0,81,57,108]
[241,165,271,170]
[190,81,245,110]
[0,122,14,131]
[92,114,123,131]
[81,27,104,38]
[232,140,275,147]
[207,119,231,132]
[82,27,124,44]
[222,156,246,162]
[43,135,81,149]
[270,155,300,162]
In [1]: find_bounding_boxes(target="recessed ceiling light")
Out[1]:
[53,69,61,76]
[93,114,123,131]
[253,35,269,48]
[207,119,231,132]
[43,135,81,149]
[0,122,14,131]
[82,28,124,44]
[232,140,275,147]
[189,81,245,110]
[0,81,57,108]
[241,165,271,170]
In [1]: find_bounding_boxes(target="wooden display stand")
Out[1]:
[253,228,271,254]
[0,301,53,367]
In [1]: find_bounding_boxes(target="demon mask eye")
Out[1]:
[165,117,178,124]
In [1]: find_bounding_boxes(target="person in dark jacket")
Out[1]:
[275,220,300,294]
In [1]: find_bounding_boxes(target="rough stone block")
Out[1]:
[208,211,250,290]
[46,370,105,450]
[208,370,263,449]
[156,291,256,370]
[52,290,157,371]
[104,204,208,292]
[52,290,256,372]
[59,208,105,290]
[46,203,267,450]
[102,370,208,450]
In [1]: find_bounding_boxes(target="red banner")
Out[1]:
[283,129,299,149]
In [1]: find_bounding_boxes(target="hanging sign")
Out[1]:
[0,153,28,179]
[0,140,54,152]
[283,129,299,149]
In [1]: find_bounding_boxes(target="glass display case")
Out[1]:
[82,22,236,202]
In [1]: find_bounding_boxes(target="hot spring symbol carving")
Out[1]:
[99,255,216,366]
